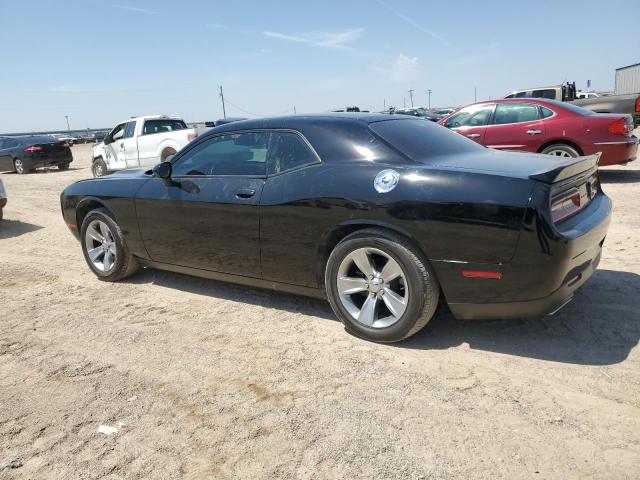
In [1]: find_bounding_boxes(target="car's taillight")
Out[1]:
[635,97,640,113]
[24,145,44,153]
[61,143,70,148]
[187,133,197,141]
[551,188,582,223]
[608,118,630,135]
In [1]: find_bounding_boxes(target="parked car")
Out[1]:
[576,92,600,99]
[93,130,108,142]
[0,135,73,174]
[438,99,638,166]
[430,108,456,121]
[394,108,438,121]
[91,115,197,177]
[0,178,6,221]
[61,114,611,343]
[504,82,640,127]
[50,133,78,146]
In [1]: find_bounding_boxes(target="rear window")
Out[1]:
[142,119,188,135]
[552,100,596,116]
[370,119,483,161]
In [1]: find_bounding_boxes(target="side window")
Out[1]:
[111,123,126,141]
[492,103,540,125]
[444,104,494,128]
[172,131,269,176]
[267,132,318,175]
[142,119,187,135]
[123,121,136,139]
[532,89,557,99]
[540,106,554,118]
[3,139,17,148]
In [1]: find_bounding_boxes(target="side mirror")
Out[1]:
[153,161,172,179]
[103,136,111,145]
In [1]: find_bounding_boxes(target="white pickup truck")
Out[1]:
[91,115,196,177]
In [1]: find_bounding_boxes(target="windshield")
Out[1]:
[370,119,483,161]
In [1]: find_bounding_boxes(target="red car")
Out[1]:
[438,98,638,166]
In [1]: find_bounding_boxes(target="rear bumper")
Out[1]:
[440,192,611,320]
[592,136,638,166]
[23,152,73,170]
[449,240,602,320]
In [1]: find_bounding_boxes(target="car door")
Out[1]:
[484,102,546,152]
[0,139,9,171]
[122,120,139,168]
[135,130,269,277]
[442,103,494,144]
[0,138,19,171]
[104,123,127,167]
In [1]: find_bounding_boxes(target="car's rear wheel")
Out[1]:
[541,144,580,158]
[92,158,107,177]
[58,163,70,171]
[325,228,440,343]
[80,209,139,281]
[14,159,30,174]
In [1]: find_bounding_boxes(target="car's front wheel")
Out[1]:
[58,162,70,171]
[80,209,139,281]
[92,158,107,177]
[325,228,440,343]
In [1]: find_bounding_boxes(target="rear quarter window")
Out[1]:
[370,119,483,161]
[142,119,188,135]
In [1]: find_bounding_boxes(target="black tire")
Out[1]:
[540,144,580,158]
[92,158,107,178]
[58,162,70,171]
[14,158,31,174]
[80,208,139,282]
[325,228,440,343]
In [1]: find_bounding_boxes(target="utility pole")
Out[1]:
[408,89,414,107]
[294,106,297,115]
[403,97,406,109]
[427,89,432,110]
[65,115,70,133]
[474,86,477,103]
[219,85,227,119]
[383,99,386,112]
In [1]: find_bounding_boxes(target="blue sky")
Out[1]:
[0,0,637,132]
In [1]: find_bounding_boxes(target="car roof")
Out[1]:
[203,113,410,136]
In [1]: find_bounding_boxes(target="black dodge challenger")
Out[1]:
[60,114,611,342]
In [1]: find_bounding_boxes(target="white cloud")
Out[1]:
[262,28,365,49]
[372,54,419,83]
[114,4,159,14]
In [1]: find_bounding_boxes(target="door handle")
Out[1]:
[526,129,542,135]
[466,133,480,138]
[236,188,256,199]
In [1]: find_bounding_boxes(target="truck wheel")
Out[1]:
[92,158,107,177]
[541,144,580,158]
[58,163,70,171]
[161,148,176,162]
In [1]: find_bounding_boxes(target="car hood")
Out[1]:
[426,148,590,181]
[109,167,151,178]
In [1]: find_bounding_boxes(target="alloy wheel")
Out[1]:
[14,159,24,174]
[84,219,117,272]
[546,149,573,158]
[337,247,408,328]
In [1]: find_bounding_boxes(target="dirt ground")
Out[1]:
[1,140,639,480]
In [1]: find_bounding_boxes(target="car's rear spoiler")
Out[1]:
[529,152,600,184]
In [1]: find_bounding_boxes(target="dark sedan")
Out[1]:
[0,135,73,174]
[60,114,611,342]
